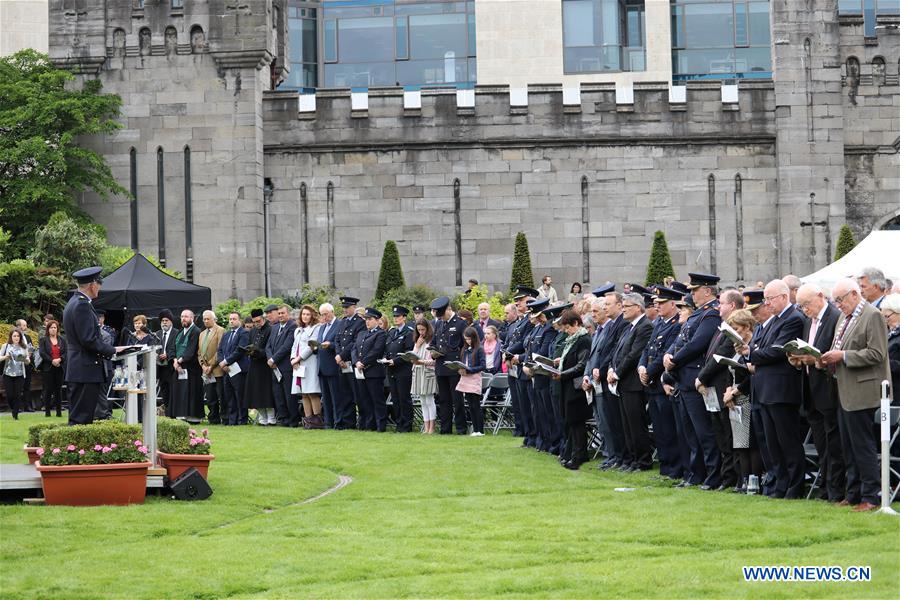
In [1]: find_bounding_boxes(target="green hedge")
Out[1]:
[26,422,65,447]
[157,417,191,454]
[39,421,142,451]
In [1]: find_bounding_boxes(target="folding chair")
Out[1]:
[481,373,514,435]
[802,428,822,500]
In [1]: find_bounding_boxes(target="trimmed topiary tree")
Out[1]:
[834,224,857,260]
[645,230,676,286]
[509,232,535,292]
[375,240,405,300]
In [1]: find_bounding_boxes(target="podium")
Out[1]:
[112,346,160,467]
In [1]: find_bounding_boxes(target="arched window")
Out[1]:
[872,56,886,86]
[139,27,151,56]
[190,25,206,53]
[326,181,335,287]
[184,146,193,282]
[299,182,309,282]
[707,174,717,273]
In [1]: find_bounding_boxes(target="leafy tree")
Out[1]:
[0,227,10,262]
[0,50,127,258]
[28,211,106,275]
[0,259,70,325]
[509,232,535,293]
[375,240,405,300]
[451,284,507,320]
[99,246,179,278]
[212,296,285,327]
[373,284,442,320]
[645,230,676,286]
[834,224,857,261]
[283,283,339,310]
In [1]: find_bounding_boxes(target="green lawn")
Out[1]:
[1,413,898,599]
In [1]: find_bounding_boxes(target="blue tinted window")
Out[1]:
[563,0,646,73]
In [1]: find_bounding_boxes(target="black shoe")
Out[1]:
[564,461,582,470]
[601,461,620,471]
[45,412,51,417]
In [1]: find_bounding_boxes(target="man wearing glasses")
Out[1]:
[742,279,806,499]
[819,278,890,511]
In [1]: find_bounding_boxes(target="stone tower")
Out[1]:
[48,0,288,297]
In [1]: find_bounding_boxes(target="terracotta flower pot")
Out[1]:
[156,451,215,481]
[24,445,41,464]
[35,461,151,506]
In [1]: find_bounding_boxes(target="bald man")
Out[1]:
[172,309,203,422]
[790,283,844,502]
[743,280,806,499]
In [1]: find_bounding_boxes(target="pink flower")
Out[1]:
[110,443,117,449]
[36,448,44,457]
[101,447,112,454]
[189,429,197,436]
[134,440,142,446]
[94,444,103,451]
[138,446,148,454]
[189,439,198,446]
[78,449,85,456]
[201,429,208,436]
[66,444,76,451]
[52,448,61,455]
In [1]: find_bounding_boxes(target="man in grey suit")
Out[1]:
[265,304,298,427]
[821,278,891,511]
[790,283,845,502]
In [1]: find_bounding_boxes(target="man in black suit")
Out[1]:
[156,309,179,417]
[316,302,343,429]
[476,303,502,335]
[217,311,250,426]
[266,304,298,427]
[352,307,389,431]
[744,279,806,498]
[790,283,845,501]
[62,267,121,425]
[589,288,630,470]
[608,292,655,470]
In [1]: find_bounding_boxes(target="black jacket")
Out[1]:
[38,335,67,372]
[610,316,654,392]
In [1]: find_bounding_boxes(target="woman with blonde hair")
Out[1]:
[291,304,324,428]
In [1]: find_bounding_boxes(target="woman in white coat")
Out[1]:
[291,304,323,428]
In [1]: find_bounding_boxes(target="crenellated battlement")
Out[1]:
[263,81,776,152]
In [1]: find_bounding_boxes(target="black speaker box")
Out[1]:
[169,467,213,501]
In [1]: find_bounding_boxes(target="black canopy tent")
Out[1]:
[93,253,212,338]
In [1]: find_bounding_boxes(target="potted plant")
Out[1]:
[156,417,215,480]
[35,421,151,506]
[25,423,64,464]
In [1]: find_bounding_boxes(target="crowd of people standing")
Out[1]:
[4,264,899,511]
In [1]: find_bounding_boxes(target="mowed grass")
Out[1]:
[1,413,898,599]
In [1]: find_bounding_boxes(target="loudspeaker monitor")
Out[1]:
[169,467,213,501]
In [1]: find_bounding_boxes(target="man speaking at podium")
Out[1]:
[63,266,126,425]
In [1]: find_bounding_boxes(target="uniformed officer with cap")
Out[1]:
[544,303,571,457]
[412,305,430,324]
[505,285,538,445]
[430,296,468,434]
[663,272,723,489]
[522,297,557,453]
[334,296,366,429]
[62,267,124,425]
[638,286,684,479]
[384,305,415,432]
[351,307,388,431]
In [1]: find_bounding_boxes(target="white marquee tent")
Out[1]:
[801,230,900,290]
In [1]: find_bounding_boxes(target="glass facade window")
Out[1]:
[319,0,476,89]
[671,0,771,80]
[286,5,318,89]
[839,0,900,14]
[562,0,646,73]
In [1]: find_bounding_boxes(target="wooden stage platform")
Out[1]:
[0,463,166,493]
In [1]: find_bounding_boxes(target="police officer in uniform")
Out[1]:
[663,273,723,490]
[334,296,366,429]
[352,307,388,431]
[522,297,556,452]
[94,309,117,420]
[430,296,467,434]
[384,305,415,432]
[62,267,122,425]
[638,286,684,479]
[505,286,538,446]
[545,303,571,457]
